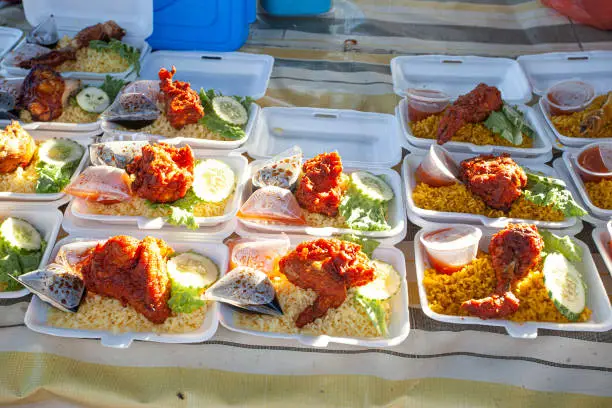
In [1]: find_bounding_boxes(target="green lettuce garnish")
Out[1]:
[0,239,46,291]
[168,282,205,314]
[35,160,80,194]
[339,192,391,232]
[484,104,534,146]
[339,234,380,258]
[355,294,387,336]
[99,75,127,101]
[146,189,203,230]
[198,89,253,140]
[540,230,583,263]
[523,172,587,217]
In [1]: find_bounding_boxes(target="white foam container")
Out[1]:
[0,0,152,81]
[24,235,227,348]
[0,130,89,202]
[592,222,612,277]
[402,152,579,230]
[0,27,23,61]
[414,222,612,338]
[0,206,63,299]
[67,151,248,229]
[238,161,407,245]
[518,51,612,148]
[247,107,403,168]
[219,233,410,348]
[101,51,274,150]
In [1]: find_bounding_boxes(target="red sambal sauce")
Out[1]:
[578,145,611,173]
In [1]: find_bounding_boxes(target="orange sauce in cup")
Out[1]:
[578,145,610,174]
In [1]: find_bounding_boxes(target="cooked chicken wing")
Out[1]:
[72,20,126,48]
[158,66,204,129]
[0,121,36,173]
[295,152,344,217]
[17,47,77,69]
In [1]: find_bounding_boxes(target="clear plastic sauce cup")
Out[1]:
[420,226,482,275]
[406,88,450,122]
[576,142,612,182]
[415,145,461,187]
[544,80,595,116]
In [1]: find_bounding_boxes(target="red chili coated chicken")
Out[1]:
[126,143,194,203]
[460,154,527,211]
[158,66,204,129]
[79,235,173,324]
[295,152,344,217]
[279,239,374,327]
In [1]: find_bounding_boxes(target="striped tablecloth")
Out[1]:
[1,2,611,407]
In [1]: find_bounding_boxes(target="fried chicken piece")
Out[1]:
[279,239,374,327]
[295,152,344,217]
[461,224,543,319]
[72,20,126,48]
[17,66,67,121]
[126,143,194,203]
[80,236,173,324]
[437,83,503,144]
[580,92,612,138]
[460,154,527,211]
[17,47,77,69]
[0,121,36,173]
[158,66,204,129]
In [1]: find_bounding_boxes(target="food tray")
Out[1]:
[396,100,553,158]
[592,222,612,277]
[0,27,23,61]
[414,223,612,338]
[101,51,274,150]
[402,152,579,230]
[0,207,63,299]
[0,131,89,202]
[1,0,152,81]
[218,233,410,348]
[24,236,226,348]
[68,152,248,229]
[238,162,407,245]
[247,107,403,168]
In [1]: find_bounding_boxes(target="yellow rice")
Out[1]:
[410,112,534,148]
[134,114,232,141]
[412,182,564,222]
[551,95,612,138]
[0,142,44,193]
[585,179,612,209]
[423,254,591,323]
[19,105,99,124]
[48,293,207,334]
[55,36,131,73]
[84,195,232,218]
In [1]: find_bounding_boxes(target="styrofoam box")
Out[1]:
[247,107,403,168]
[219,234,410,348]
[396,101,553,158]
[68,152,248,229]
[1,0,152,80]
[0,207,63,299]
[0,130,89,202]
[24,236,227,348]
[238,162,407,244]
[0,27,23,61]
[102,51,274,150]
[402,152,579,230]
[592,222,612,277]
[415,223,612,338]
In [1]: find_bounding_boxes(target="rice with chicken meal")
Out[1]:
[54,36,132,73]
[551,95,612,138]
[135,113,227,140]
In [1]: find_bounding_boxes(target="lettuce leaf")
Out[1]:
[339,193,390,232]
[198,89,252,140]
[0,239,45,291]
[540,230,583,263]
[339,234,380,258]
[484,110,523,146]
[168,282,205,314]
[99,75,127,101]
[146,189,202,230]
[35,161,79,194]
[355,294,387,336]
[523,172,587,217]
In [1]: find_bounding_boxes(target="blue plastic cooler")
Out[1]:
[261,0,332,16]
[147,0,256,51]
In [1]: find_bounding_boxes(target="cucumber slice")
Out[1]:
[351,171,394,203]
[167,252,220,290]
[193,159,235,203]
[212,96,248,126]
[38,139,84,167]
[76,87,110,113]
[0,218,42,252]
[356,260,401,300]
[543,252,586,321]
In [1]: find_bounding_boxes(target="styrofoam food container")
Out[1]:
[0,207,63,299]
[68,152,248,229]
[419,225,481,273]
[24,236,227,348]
[0,130,89,202]
[415,223,612,338]
[101,51,274,150]
[592,222,612,277]
[218,234,410,348]
[1,0,152,80]
[247,107,403,168]
[402,152,579,230]
[0,27,23,60]
[238,161,407,245]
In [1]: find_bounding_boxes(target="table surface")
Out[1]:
[1,1,612,407]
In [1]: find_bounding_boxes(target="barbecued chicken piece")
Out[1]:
[437,83,503,144]
[158,66,204,129]
[580,92,612,138]
[17,66,69,121]
[461,224,544,319]
[72,20,126,48]
[0,121,36,173]
[279,239,375,327]
[17,47,77,69]
[295,152,344,217]
[126,143,195,203]
[79,235,173,324]
[460,154,527,211]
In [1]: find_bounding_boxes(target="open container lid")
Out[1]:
[139,51,275,100]
[390,55,532,103]
[246,107,403,167]
[23,0,153,40]
[517,51,612,96]
[0,27,23,60]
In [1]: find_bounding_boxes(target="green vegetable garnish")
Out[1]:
[339,234,380,258]
[0,236,46,292]
[198,89,253,140]
[355,294,388,336]
[540,230,583,263]
[89,39,141,75]
[99,75,127,101]
[484,104,534,146]
[146,189,203,230]
[523,172,587,217]
[168,282,205,314]
[339,191,391,232]
[35,139,84,194]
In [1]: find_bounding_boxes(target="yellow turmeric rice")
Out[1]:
[585,179,612,209]
[84,195,232,218]
[135,113,231,140]
[423,253,591,323]
[410,113,534,148]
[19,105,99,124]
[412,182,564,221]
[551,95,612,138]
[55,36,132,73]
